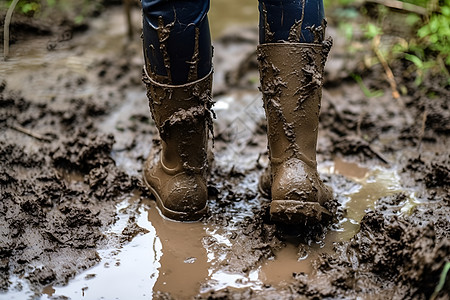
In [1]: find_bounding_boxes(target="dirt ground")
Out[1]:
[1,4,449,300]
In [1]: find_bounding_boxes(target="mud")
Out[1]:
[1,4,449,300]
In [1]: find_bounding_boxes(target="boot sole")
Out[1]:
[270,200,332,224]
[143,175,207,222]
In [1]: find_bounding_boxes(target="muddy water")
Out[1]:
[259,158,407,284]
[21,157,410,300]
[35,196,256,299]
[2,8,144,104]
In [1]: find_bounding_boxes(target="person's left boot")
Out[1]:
[257,41,334,224]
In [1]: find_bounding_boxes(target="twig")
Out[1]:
[365,0,427,16]
[372,35,401,101]
[3,0,20,61]
[9,124,52,142]
[369,147,390,165]
[417,109,428,153]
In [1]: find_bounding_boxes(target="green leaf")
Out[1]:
[406,13,421,26]
[364,23,383,39]
[75,15,84,24]
[22,3,33,13]
[351,74,384,98]
[441,6,450,16]
[405,54,423,68]
[339,22,354,40]
[430,262,450,300]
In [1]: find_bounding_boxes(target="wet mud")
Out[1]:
[1,5,449,300]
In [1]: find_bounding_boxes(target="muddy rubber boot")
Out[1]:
[142,68,214,221]
[257,41,333,224]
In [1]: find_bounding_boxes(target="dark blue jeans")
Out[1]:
[142,0,325,84]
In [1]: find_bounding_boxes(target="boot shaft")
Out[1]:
[257,42,331,168]
[143,69,214,173]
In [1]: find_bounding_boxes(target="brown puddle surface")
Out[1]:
[2,157,418,300]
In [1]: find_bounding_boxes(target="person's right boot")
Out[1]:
[257,41,333,225]
[142,68,213,221]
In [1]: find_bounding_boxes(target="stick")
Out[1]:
[365,0,427,16]
[372,35,401,100]
[417,109,428,153]
[369,146,390,165]
[9,124,52,142]
[3,0,20,61]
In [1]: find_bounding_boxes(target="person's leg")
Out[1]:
[258,0,325,44]
[142,0,212,84]
[142,0,214,221]
[257,0,333,224]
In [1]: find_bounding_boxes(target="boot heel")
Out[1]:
[269,200,332,224]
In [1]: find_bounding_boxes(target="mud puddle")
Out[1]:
[259,157,419,285]
[2,157,417,300]
[2,3,448,299]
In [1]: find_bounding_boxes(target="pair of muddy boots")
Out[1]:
[143,42,333,224]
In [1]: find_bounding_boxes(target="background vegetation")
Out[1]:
[3,0,449,86]
[325,0,449,87]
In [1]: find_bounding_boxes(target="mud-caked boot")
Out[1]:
[257,41,333,224]
[142,69,214,221]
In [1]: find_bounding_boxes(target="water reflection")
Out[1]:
[144,199,208,298]
[39,199,161,299]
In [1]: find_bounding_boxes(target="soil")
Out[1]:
[1,4,449,300]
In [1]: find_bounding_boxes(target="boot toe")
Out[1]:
[271,158,332,205]
[269,158,333,224]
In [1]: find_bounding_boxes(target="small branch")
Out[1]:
[365,0,428,16]
[9,124,53,142]
[369,146,390,165]
[417,109,428,153]
[3,0,20,61]
[372,35,401,101]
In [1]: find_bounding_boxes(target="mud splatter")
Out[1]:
[261,3,274,43]
[288,0,306,42]
[306,18,327,44]
[143,70,215,140]
[295,48,323,107]
[155,16,175,82]
[187,27,200,82]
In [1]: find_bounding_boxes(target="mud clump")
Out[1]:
[52,130,115,171]
[294,212,450,299]
[353,212,448,298]
[423,162,450,189]
[0,82,142,292]
[405,155,450,197]
[289,194,450,300]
